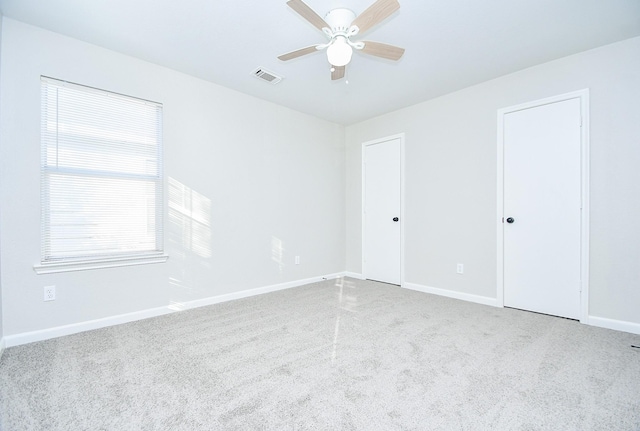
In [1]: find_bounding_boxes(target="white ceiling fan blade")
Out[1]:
[351,0,400,35]
[286,0,329,31]
[278,45,320,61]
[331,66,346,80]
[360,41,405,61]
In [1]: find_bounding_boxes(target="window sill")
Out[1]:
[33,254,169,275]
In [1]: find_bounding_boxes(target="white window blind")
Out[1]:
[40,77,164,267]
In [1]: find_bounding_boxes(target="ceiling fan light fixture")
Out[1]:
[278,0,404,80]
[326,36,352,67]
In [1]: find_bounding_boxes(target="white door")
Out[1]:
[503,97,582,319]
[363,137,402,285]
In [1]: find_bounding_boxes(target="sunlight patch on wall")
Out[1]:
[168,300,186,311]
[271,236,285,274]
[169,276,193,292]
[168,177,212,258]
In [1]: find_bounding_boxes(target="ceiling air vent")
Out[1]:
[252,68,283,85]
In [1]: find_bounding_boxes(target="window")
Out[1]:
[35,77,166,274]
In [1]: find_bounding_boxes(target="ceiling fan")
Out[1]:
[278,0,405,80]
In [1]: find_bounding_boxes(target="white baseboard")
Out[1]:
[4,272,346,348]
[6,276,639,348]
[403,282,499,307]
[587,315,640,335]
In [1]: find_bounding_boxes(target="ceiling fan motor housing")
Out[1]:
[278,0,405,80]
[324,8,357,33]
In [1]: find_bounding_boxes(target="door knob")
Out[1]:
[506,217,515,224]
[393,217,399,222]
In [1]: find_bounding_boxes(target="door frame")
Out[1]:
[496,89,590,323]
[362,133,405,286]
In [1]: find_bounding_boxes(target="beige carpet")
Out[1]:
[1,277,639,430]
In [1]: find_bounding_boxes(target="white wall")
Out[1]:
[346,36,640,328]
[0,18,345,338]
[0,13,4,353]
[2,18,638,341]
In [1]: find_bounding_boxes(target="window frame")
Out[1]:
[34,77,168,274]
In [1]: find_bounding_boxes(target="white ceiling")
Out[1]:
[1,0,639,125]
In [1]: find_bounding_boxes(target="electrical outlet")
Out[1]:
[44,285,56,301]
[295,256,300,265]
[456,263,464,274]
